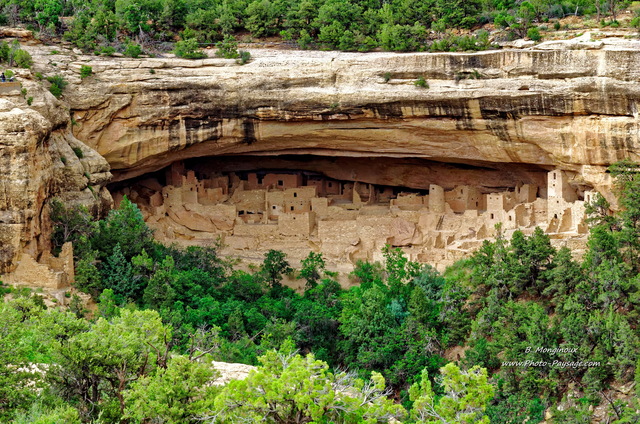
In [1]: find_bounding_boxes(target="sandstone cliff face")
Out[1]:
[0,68,111,274]
[4,38,640,274]
[49,45,640,197]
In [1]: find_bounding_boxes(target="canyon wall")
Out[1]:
[4,35,640,276]
[0,63,111,276]
[56,44,640,195]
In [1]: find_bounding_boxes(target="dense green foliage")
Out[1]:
[0,39,31,74]
[410,363,494,423]
[0,0,633,53]
[45,74,67,98]
[212,340,407,423]
[0,294,484,423]
[174,37,206,58]
[3,159,640,422]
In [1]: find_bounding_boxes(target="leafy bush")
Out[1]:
[0,41,9,62]
[631,17,640,34]
[13,49,32,68]
[47,75,68,99]
[49,83,62,98]
[215,35,239,59]
[47,75,67,89]
[124,43,143,58]
[99,46,116,56]
[237,50,251,65]
[4,69,13,79]
[527,27,542,41]
[27,96,33,106]
[297,29,313,49]
[414,76,429,88]
[494,12,516,28]
[72,147,84,158]
[80,65,92,79]
[174,38,207,59]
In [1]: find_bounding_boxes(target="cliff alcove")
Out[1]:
[5,39,640,278]
[110,154,591,271]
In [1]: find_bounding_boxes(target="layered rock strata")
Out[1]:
[50,45,640,199]
[0,67,111,276]
[6,36,640,275]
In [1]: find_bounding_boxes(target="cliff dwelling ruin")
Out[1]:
[111,155,593,272]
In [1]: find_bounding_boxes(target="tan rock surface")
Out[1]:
[211,361,256,386]
[0,71,111,274]
[32,46,639,200]
[6,38,640,274]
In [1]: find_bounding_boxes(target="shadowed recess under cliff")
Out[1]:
[109,155,591,272]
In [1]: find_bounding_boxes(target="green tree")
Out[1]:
[383,245,421,297]
[245,0,279,37]
[215,34,239,58]
[609,160,640,270]
[74,249,103,295]
[98,289,121,319]
[143,255,177,309]
[49,199,95,256]
[299,251,326,288]
[49,309,171,421]
[585,192,616,229]
[260,249,293,287]
[103,243,141,301]
[123,355,218,423]
[12,403,81,424]
[542,246,583,306]
[93,195,154,260]
[34,0,63,30]
[159,0,188,29]
[13,49,32,68]
[0,300,40,420]
[174,37,207,58]
[210,341,406,422]
[339,285,399,370]
[435,0,481,28]
[378,22,427,51]
[410,363,495,424]
[0,41,10,61]
[115,0,158,34]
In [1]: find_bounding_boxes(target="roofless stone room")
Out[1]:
[110,154,591,272]
[2,9,640,422]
